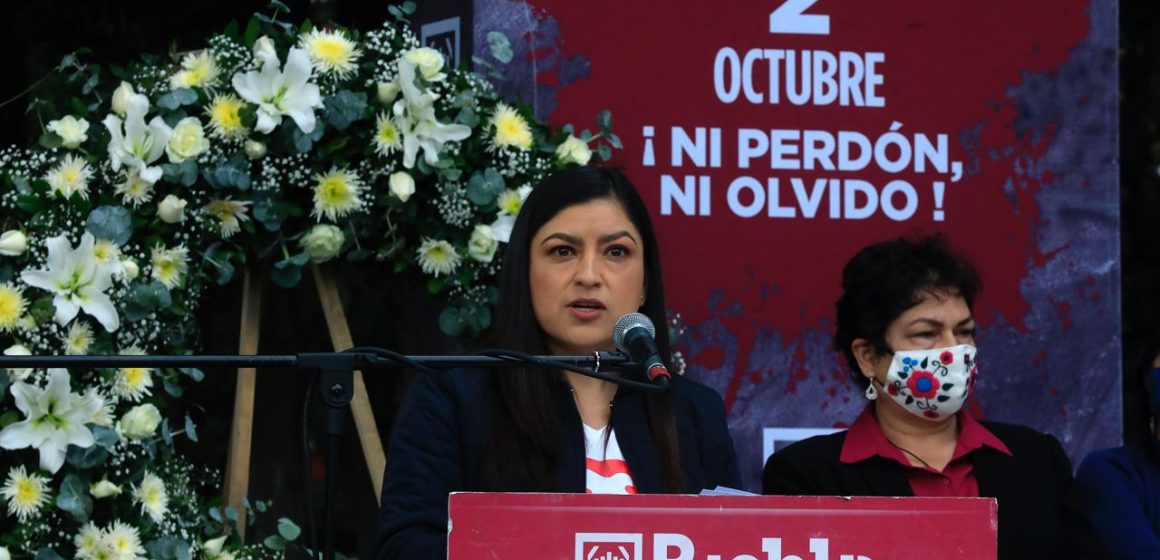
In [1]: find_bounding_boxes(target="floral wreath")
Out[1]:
[0,1,620,558]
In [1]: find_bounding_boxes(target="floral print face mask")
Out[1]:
[881,344,977,421]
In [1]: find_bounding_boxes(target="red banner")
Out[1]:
[449,493,998,560]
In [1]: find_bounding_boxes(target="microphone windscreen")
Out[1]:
[612,312,656,352]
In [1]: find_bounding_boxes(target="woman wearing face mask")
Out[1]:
[1073,333,1160,559]
[762,234,1094,560]
[375,166,741,560]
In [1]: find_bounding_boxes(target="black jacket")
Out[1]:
[374,370,741,560]
[762,421,1096,559]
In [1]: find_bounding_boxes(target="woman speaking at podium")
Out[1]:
[762,234,1095,559]
[374,166,741,560]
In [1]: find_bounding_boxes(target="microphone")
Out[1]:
[612,313,672,388]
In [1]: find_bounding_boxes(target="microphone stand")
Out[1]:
[0,350,642,560]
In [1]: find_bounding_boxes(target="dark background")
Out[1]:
[0,0,1155,556]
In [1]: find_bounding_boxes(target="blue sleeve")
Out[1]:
[374,373,464,560]
[1075,448,1160,559]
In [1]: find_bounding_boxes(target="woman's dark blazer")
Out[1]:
[762,420,1097,559]
[374,369,741,560]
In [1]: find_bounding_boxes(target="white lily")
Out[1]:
[103,94,172,184]
[392,59,471,168]
[0,369,100,473]
[232,47,323,134]
[19,233,120,332]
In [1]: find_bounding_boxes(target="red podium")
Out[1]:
[448,493,997,560]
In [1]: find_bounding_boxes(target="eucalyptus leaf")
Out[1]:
[86,205,134,245]
[277,517,301,541]
[263,536,286,551]
[164,378,184,397]
[487,32,514,64]
[215,261,237,285]
[438,307,466,337]
[596,110,612,131]
[35,549,65,560]
[66,442,109,469]
[324,91,368,131]
[56,474,93,522]
[184,415,199,442]
[38,132,63,149]
[123,282,173,322]
[269,262,302,288]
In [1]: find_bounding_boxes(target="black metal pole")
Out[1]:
[0,349,642,560]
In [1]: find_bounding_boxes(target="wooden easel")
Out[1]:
[221,265,387,537]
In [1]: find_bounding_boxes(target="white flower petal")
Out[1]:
[79,291,120,332]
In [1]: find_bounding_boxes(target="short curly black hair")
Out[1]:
[833,233,982,388]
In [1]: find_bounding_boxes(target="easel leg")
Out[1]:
[311,263,387,504]
[223,270,263,538]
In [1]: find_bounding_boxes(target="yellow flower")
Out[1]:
[45,154,93,199]
[107,520,146,559]
[115,171,155,208]
[1,465,50,522]
[299,28,361,78]
[74,522,104,558]
[132,471,168,523]
[204,198,252,238]
[311,168,366,222]
[0,283,26,332]
[373,112,401,157]
[170,50,221,89]
[92,239,122,268]
[205,94,248,141]
[114,346,153,402]
[63,321,93,355]
[416,238,461,277]
[490,103,533,150]
[150,244,189,289]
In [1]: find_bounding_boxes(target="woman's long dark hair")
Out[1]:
[483,166,683,492]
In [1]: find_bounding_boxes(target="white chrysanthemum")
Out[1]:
[113,346,153,402]
[133,471,169,523]
[299,28,361,78]
[63,321,94,355]
[107,520,146,560]
[86,389,115,427]
[74,522,105,560]
[1,465,50,522]
[415,238,461,277]
[489,103,533,150]
[92,239,123,272]
[310,168,366,222]
[45,154,94,199]
[373,112,401,156]
[497,185,533,216]
[205,94,249,141]
[204,198,252,239]
[114,171,155,208]
[170,50,221,90]
[150,244,189,289]
[0,282,26,332]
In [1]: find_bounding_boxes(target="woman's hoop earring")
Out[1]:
[864,381,878,401]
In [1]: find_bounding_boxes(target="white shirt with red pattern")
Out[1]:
[583,424,637,494]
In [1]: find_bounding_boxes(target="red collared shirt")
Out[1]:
[839,406,1012,497]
